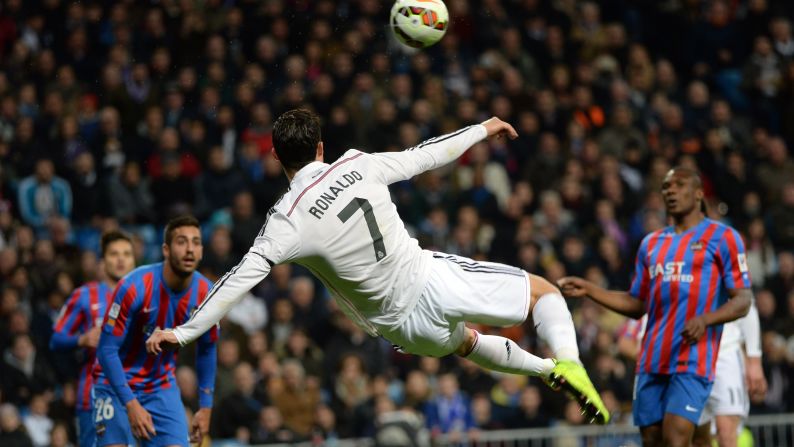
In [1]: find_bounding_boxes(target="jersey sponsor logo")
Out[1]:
[649,262,694,283]
[308,170,364,219]
[108,303,121,319]
[738,253,748,273]
[690,240,704,251]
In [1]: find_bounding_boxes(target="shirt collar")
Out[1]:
[291,161,328,184]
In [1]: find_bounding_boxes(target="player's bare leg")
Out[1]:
[640,423,664,447]
[691,423,712,447]
[662,413,697,447]
[714,415,741,447]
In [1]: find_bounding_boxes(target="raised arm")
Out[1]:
[369,117,517,184]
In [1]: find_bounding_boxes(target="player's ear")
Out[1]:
[316,141,324,161]
[161,242,169,259]
[271,148,279,161]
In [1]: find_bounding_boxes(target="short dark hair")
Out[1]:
[100,230,133,256]
[164,215,200,245]
[272,109,321,172]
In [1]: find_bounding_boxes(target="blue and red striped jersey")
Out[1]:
[94,263,218,406]
[50,281,113,411]
[629,218,752,380]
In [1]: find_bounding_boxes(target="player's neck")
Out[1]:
[672,212,704,233]
[103,278,119,290]
[162,264,193,292]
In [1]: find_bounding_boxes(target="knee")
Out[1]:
[529,274,561,298]
[716,428,738,447]
[662,430,692,447]
[454,328,478,357]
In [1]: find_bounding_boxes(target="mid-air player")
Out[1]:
[148,109,610,424]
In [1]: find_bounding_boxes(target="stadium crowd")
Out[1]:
[0,0,793,445]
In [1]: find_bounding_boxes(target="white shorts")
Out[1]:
[378,252,531,357]
[698,349,748,425]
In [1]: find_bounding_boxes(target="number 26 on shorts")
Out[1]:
[94,397,115,422]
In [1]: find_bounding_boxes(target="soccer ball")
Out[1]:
[390,0,449,49]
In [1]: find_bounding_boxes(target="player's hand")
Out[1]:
[126,399,156,440]
[191,408,212,443]
[681,316,706,344]
[480,117,518,140]
[78,325,102,348]
[145,328,179,355]
[557,277,591,298]
[745,356,768,403]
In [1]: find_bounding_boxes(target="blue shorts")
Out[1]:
[633,372,714,427]
[94,384,189,447]
[77,409,96,447]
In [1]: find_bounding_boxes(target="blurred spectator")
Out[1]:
[270,359,321,438]
[0,403,33,447]
[424,373,475,440]
[212,362,263,440]
[21,394,51,447]
[251,406,296,445]
[1,334,55,406]
[16,159,71,235]
[105,161,155,224]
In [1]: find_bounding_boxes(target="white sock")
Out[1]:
[465,331,555,377]
[532,292,581,363]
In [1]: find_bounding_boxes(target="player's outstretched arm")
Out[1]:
[558,277,645,319]
[369,117,518,184]
[148,253,273,352]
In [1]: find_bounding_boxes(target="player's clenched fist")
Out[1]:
[480,117,519,140]
[145,327,179,355]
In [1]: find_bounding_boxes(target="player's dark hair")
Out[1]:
[100,230,133,256]
[163,215,200,245]
[272,108,321,172]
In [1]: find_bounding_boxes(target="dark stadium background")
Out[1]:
[0,0,792,445]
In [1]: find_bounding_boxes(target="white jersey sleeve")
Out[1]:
[368,125,487,184]
[172,212,300,345]
[718,298,761,357]
[737,298,762,358]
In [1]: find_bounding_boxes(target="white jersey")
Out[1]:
[173,125,489,344]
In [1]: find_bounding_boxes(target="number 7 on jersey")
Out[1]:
[337,198,386,261]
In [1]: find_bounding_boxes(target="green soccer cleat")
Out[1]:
[545,359,611,425]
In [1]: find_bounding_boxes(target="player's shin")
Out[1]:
[463,331,555,376]
[532,292,581,363]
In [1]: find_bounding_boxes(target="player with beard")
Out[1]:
[559,167,753,447]
[51,231,136,447]
[94,216,218,447]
